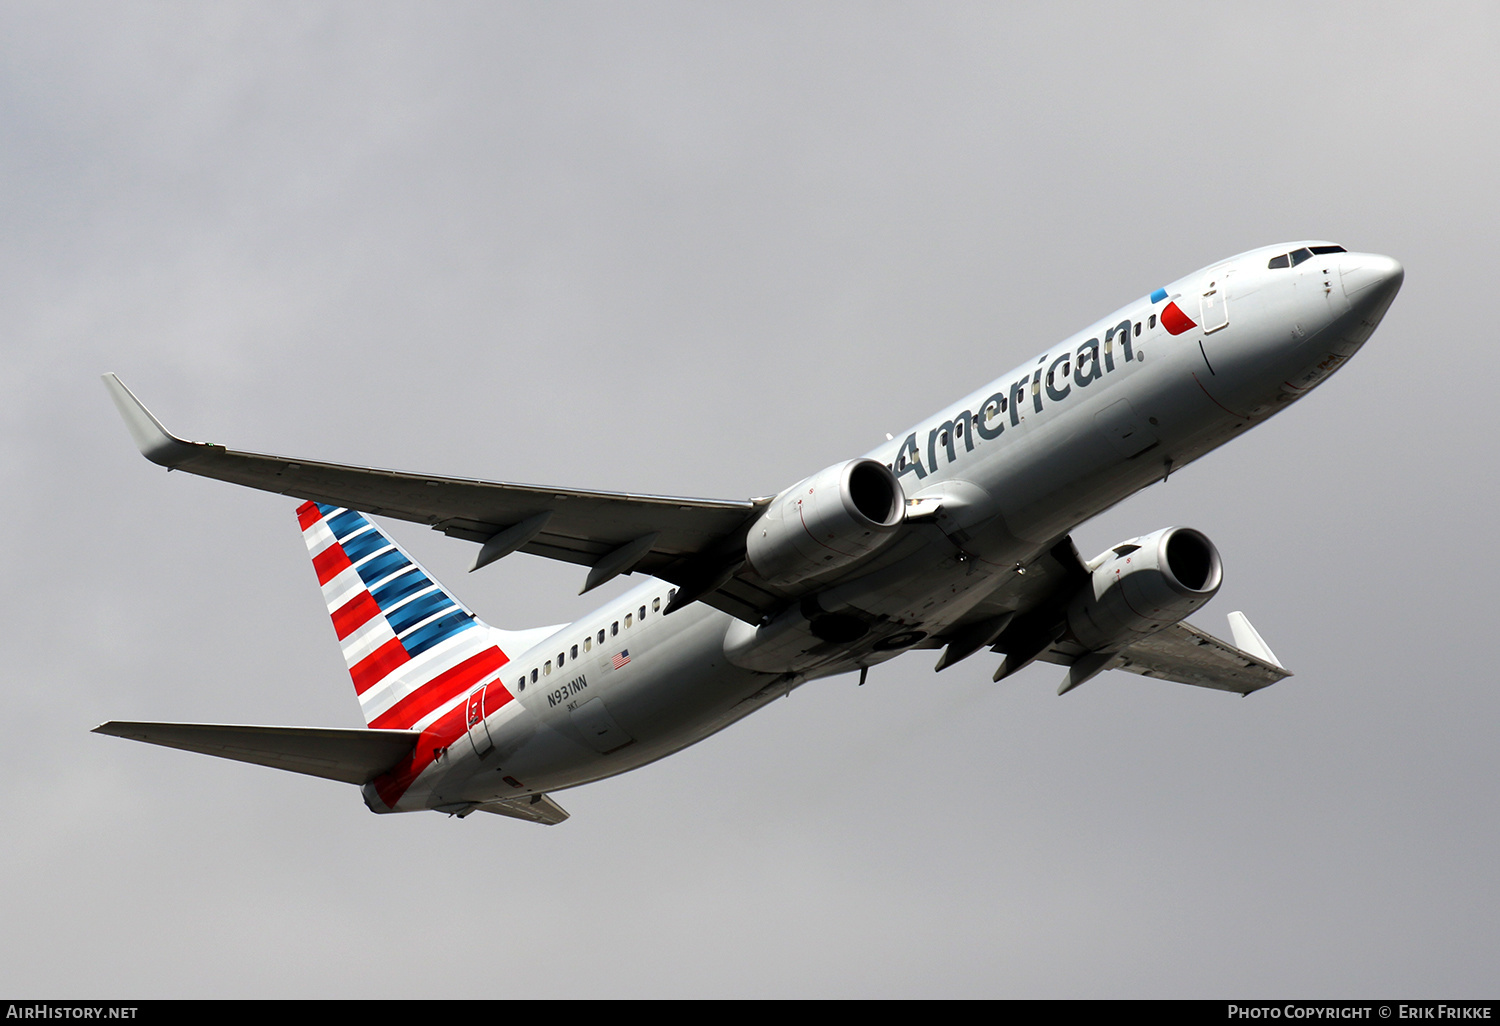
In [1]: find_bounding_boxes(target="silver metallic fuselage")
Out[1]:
[383,242,1403,813]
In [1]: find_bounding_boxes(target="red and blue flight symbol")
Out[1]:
[1151,287,1197,335]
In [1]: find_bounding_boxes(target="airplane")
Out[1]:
[96,241,1404,825]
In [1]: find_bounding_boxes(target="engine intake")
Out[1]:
[1067,527,1223,652]
[746,458,905,587]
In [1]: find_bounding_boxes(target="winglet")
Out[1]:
[1227,611,1284,670]
[101,373,198,467]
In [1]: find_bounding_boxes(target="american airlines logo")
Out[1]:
[893,293,1196,481]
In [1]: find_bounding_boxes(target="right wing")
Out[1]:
[1036,617,1291,696]
[1109,617,1290,694]
[104,374,779,621]
[938,537,1290,696]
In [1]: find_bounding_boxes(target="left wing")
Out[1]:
[104,374,777,621]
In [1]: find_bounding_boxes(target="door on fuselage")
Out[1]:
[465,686,493,757]
[1200,277,1229,334]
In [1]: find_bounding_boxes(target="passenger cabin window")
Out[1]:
[543,660,551,676]
[611,621,619,636]
[625,614,633,628]
[1134,321,1141,336]
[530,668,538,683]
[584,637,592,652]
[517,677,525,692]
[653,597,661,613]
[598,629,606,644]
[639,605,647,620]
[557,652,565,667]
[571,644,578,659]
[1148,314,1157,329]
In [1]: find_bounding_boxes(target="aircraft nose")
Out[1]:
[1331,252,1402,348]
[1339,252,1404,305]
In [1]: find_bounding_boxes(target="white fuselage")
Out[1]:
[373,242,1402,813]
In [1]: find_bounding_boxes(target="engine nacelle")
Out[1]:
[1066,527,1223,652]
[746,458,905,587]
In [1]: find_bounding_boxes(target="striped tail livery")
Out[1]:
[298,501,509,732]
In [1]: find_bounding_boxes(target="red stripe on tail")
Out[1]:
[296,501,324,532]
[331,591,381,641]
[374,705,467,810]
[312,543,352,586]
[350,637,410,695]
[368,646,510,730]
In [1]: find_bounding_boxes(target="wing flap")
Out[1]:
[93,721,423,785]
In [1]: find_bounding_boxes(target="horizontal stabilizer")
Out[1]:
[476,794,571,826]
[93,721,422,785]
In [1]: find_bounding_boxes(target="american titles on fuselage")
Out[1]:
[890,288,1198,482]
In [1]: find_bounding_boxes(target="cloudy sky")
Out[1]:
[2,2,1496,998]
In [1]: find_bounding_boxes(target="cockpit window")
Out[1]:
[1269,244,1346,269]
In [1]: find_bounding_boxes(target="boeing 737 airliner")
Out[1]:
[97,241,1403,824]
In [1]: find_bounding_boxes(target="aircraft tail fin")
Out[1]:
[296,502,550,730]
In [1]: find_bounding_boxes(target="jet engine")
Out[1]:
[1066,527,1222,652]
[745,458,905,587]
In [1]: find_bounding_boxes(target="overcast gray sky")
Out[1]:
[2,1,1496,998]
